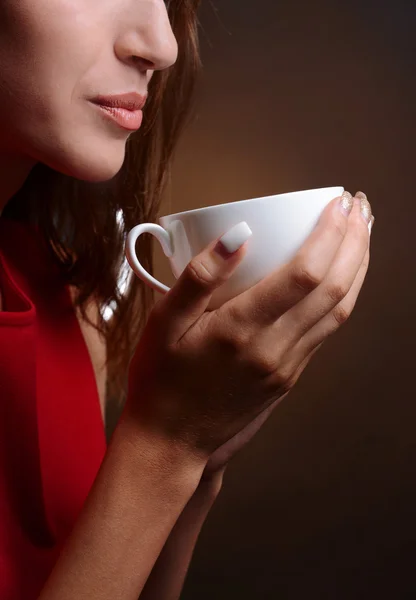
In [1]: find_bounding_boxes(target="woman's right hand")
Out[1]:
[125,192,373,460]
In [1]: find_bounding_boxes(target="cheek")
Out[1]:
[0,0,125,180]
[0,0,104,140]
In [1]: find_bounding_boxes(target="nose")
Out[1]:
[116,0,178,72]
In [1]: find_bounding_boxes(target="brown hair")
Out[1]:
[4,0,202,407]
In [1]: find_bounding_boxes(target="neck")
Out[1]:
[0,153,37,217]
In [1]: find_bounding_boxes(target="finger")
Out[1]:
[232,191,355,326]
[157,221,252,341]
[293,246,370,359]
[266,339,325,397]
[291,340,324,384]
[278,197,371,344]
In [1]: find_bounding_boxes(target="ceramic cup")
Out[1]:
[125,186,344,310]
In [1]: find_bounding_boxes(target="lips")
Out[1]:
[91,92,147,112]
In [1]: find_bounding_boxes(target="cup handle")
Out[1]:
[125,223,174,295]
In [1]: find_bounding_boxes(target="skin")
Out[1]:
[129,195,373,459]
[0,0,178,429]
[0,2,374,597]
[0,0,177,215]
[0,0,374,467]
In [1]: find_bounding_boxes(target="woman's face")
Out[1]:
[0,0,177,182]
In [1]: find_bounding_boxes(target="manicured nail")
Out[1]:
[355,191,367,201]
[215,221,253,256]
[355,191,372,225]
[360,199,372,224]
[339,191,354,216]
[369,215,375,235]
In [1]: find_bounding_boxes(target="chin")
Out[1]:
[31,124,128,183]
[43,142,126,183]
[66,153,125,183]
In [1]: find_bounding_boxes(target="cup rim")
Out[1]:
[160,185,344,221]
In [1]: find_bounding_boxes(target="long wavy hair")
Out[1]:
[3,0,202,408]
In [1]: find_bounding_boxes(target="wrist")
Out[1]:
[112,411,207,499]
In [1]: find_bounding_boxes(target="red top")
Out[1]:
[0,217,107,599]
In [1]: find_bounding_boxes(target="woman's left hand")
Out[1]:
[198,193,374,485]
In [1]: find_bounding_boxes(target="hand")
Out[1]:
[126,192,373,464]
[200,339,324,480]
[200,391,291,481]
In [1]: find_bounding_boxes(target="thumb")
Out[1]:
[159,221,252,340]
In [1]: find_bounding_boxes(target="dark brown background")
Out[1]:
[154,1,416,597]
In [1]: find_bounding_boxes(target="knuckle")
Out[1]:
[226,303,247,328]
[185,258,217,288]
[291,259,323,294]
[325,279,349,304]
[229,328,252,352]
[270,365,295,394]
[332,302,351,326]
[251,355,278,377]
[245,345,278,377]
[213,320,251,354]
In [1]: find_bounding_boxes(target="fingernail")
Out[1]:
[369,215,375,235]
[360,199,372,224]
[355,191,372,225]
[339,191,354,216]
[215,221,253,257]
[355,191,367,201]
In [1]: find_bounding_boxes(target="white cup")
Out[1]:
[125,186,344,310]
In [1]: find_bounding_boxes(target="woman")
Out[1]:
[0,0,374,598]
